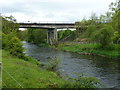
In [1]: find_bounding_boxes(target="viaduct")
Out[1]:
[19,22,76,45]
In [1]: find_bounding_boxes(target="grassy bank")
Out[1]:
[57,42,119,59]
[2,50,67,88]
[37,42,119,59]
[2,50,101,88]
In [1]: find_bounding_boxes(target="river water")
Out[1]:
[22,41,119,88]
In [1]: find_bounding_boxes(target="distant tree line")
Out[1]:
[18,28,47,45]
[74,0,120,49]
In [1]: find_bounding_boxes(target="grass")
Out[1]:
[59,43,119,59]
[0,50,1,88]
[2,50,67,88]
[38,43,55,48]
[2,50,101,88]
[37,42,119,59]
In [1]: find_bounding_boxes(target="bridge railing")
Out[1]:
[18,21,75,24]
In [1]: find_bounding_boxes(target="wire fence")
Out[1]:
[2,67,25,89]
[1,80,7,88]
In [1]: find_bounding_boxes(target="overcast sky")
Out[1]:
[0,0,115,23]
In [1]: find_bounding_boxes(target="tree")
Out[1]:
[27,28,35,43]
[109,0,120,32]
[112,31,120,43]
[17,30,28,41]
[8,36,25,58]
[2,16,19,34]
[33,29,47,44]
[86,25,96,41]
[26,28,47,44]
[89,13,99,24]
[57,29,72,41]
[75,18,87,37]
[92,25,113,48]
[2,15,24,58]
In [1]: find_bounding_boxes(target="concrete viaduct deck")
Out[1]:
[18,22,76,45]
[19,23,75,29]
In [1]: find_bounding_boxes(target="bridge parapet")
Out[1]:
[19,22,76,29]
[18,21,75,24]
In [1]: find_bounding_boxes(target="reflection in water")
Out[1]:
[22,41,119,88]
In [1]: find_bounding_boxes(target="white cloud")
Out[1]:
[0,0,116,22]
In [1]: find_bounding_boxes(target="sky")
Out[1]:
[0,0,116,23]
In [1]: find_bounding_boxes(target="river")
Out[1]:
[22,41,119,88]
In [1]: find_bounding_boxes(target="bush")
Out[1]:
[61,74,101,88]
[2,15,25,58]
[2,33,24,58]
[92,25,113,49]
[9,36,24,58]
[112,31,120,43]
[45,57,60,71]
[2,33,7,49]
[86,25,96,38]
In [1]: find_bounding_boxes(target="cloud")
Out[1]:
[0,0,116,22]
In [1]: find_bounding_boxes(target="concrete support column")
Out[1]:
[47,31,49,44]
[47,28,57,45]
[53,29,57,42]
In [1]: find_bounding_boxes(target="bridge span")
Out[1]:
[19,22,76,45]
[19,22,75,29]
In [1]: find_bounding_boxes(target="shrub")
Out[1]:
[8,36,25,58]
[2,33,24,58]
[61,74,101,88]
[86,25,96,38]
[45,57,60,71]
[2,33,7,49]
[92,25,113,49]
[112,31,120,43]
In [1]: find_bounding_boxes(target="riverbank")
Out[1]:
[39,42,119,59]
[2,49,102,88]
[2,50,67,88]
[56,42,119,60]
[30,41,120,60]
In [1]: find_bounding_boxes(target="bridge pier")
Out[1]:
[47,29,57,45]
